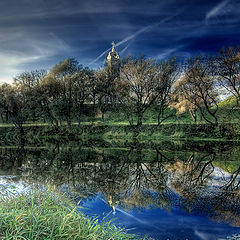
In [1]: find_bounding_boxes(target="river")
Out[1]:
[0,140,240,240]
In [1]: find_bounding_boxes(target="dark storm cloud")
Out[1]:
[0,0,240,82]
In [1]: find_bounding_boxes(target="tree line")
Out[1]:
[0,46,239,135]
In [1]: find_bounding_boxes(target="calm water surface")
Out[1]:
[0,140,240,240]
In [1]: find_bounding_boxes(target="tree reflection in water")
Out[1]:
[0,140,240,227]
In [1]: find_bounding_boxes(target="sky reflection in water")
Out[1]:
[79,191,240,240]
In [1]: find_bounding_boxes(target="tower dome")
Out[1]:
[107,42,120,78]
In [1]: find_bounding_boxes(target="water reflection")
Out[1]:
[0,141,240,239]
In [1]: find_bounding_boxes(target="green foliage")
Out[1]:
[218,96,238,109]
[0,187,137,240]
[214,161,240,174]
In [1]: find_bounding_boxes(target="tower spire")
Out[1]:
[107,41,120,78]
[111,41,116,52]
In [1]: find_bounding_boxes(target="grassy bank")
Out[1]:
[0,120,240,146]
[0,187,137,240]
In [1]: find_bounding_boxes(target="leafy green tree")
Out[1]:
[14,70,47,123]
[0,83,29,146]
[37,74,63,130]
[0,83,12,122]
[47,58,80,126]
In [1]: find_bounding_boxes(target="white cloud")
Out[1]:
[0,53,41,83]
[0,32,72,83]
[205,0,230,20]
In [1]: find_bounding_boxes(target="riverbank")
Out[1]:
[0,186,136,240]
[0,122,240,146]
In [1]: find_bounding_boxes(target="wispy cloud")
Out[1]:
[205,0,230,20]
[119,44,130,55]
[0,53,41,83]
[116,208,161,230]
[0,31,72,82]
[0,0,166,22]
[194,230,212,240]
[89,14,179,65]
[115,13,179,45]
[88,47,112,66]
[155,46,182,60]
[114,22,158,47]
[0,0,239,83]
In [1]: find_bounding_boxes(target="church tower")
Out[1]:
[107,42,120,78]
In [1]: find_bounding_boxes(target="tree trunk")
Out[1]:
[189,109,197,123]
[101,111,105,121]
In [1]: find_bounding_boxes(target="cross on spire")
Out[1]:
[111,41,116,52]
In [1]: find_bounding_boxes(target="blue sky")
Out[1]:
[0,0,240,82]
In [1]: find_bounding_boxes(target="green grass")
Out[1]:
[0,102,239,128]
[0,187,137,240]
[0,103,240,143]
[218,96,239,109]
[214,161,240,174]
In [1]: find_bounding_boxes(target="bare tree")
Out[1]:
[174,56,219,126]
[215,46,240,106]
[71,68,94,123]
[155,57,179,126]
[94,68,117,121]
[116,56,178,135]
[14,70,47,89]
